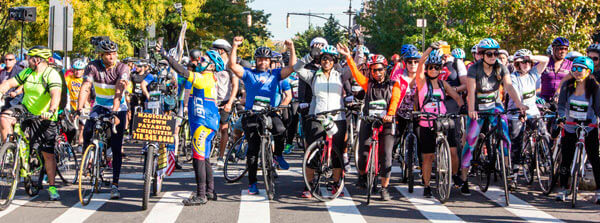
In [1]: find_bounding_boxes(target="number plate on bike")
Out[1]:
[132,112,177,144]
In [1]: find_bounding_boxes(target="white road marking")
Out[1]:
[144,191,192,223]
[238,189,269,223]
[52,193,111,223]
[478,186,563,223]
[323,188,367,223]
[0,195,38,218]
[396,185,465,223]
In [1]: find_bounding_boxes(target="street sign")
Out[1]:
[48,0,73,51]
[417,18,427,28]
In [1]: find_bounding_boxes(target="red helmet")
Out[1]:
[367,54,388,67]
[391,54,401,62]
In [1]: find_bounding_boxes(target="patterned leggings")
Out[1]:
[461,106,511,169]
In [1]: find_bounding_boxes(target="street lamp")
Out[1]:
[241,11,252,27]
[416,18,427,52]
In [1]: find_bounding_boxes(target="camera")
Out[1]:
[9,7,36,22]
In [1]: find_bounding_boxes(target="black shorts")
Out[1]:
[6,105,57,154]
[218,101,231,124]
[416,125,457,154]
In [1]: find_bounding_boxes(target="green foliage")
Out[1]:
[292,16,347,57]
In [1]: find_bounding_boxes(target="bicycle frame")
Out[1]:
[365,122,383,178]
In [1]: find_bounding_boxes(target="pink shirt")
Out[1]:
[418,83,446,127]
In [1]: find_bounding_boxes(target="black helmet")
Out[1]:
[254,47,272,59]
[96,39,118,53]
[190,49,202,61]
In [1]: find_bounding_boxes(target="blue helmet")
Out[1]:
[321,45,339,56]
[400,44,418,57]
[552,37,569,47]
[426,49,444,65]
[352,45,370,56]
[206,50,225,72]
[72,59,87,70]
[477,38,500,52]
[451,48,466,59]
[403,49,421,60]
[572,56,594,73]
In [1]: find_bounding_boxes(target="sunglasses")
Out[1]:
[515,60,532,65]
[321,57,335,62]
[484,51,500,58]
[571,66,589,72]
[5,58,15,61]
[591,56,600,62]
[556,46,569,51]
[371,68,386,72]
[427,65,442,70]
[405,60,418,65]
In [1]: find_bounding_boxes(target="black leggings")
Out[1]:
[284,102,300,146]
[193,159,214,197]
[242,114,286,185]
[358,122,395,178]
[306,119,347,168]
[559,128,600,190]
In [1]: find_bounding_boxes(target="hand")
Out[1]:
[337,43,351,58]
[310,43,324,58]
[430,41,442,49]
[224,103,232,113]
[517,104,529,114]
[112,115,121,127]
[468,110,478,120]
[383,115,393,123]
[284,40,294,51]
[8,91,16,98]
[41,111,54,120]
[233,36,244,47]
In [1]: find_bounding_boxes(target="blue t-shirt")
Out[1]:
[242,68,283,110]
[274,79,291,106]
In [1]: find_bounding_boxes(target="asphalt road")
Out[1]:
[0,144,598,223]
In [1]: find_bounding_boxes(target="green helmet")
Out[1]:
[27,46,52,59]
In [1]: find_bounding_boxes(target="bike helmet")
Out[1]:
[586,43,600,54]
[513,49,532,58]
[27,45,52,59]
[254,47,272,59]
[451,48,466,59]
[546,45,553,56]
[471,44,478,53]
[477,38,500,52]
[426,49,444,65]
[321,45,339,56]
[499,49,509,57]
[96,39,118,53]
[181,56,190,66]
[190,49,202,61]
[572,56,594,73]
[367,54,388,67]
[551,37,569,47]
[206,50,225,72]
[310,37,328,47]
[566,51,583,61]
[211,39,232,53]
[271,51,283,62]
[352,45,370,56]
[400,44,418,57]
[72,59,87,70]
[403,49,421,60]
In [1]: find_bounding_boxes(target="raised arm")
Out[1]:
[338,43,368,91]
[416,46,434,90]
[280,40,297,79]
[228,36,245,79]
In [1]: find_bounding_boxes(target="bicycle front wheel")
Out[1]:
[366,141,377,205]
[78,144,98,206]
[570,146,582,208]
[224,137,248,183]
[0,142,20,210]
[536,137,553,193]
[302,140,345,202]
[56,142,79,184]
[151,145,162,196]
[261,140,275,200]
[436,138,452,203]
[476,134,492,192]
[496,137,510,206]
[142,144,155,210]
[522,139,535,185]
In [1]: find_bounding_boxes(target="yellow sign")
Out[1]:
[132,113,177,144]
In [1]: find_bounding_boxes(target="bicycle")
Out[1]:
[563,120,595,208]
[345,102,362,171]
[0,113,45,210]
[302,108,346,201]
[177,115,192,162]
[54,116,79,185]
[77,113,117,206]
[396,111,419,193]
[239,105,288,200]
[360,114,386,205]
[223,135,248,183]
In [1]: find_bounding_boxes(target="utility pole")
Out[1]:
[344,0,354,38]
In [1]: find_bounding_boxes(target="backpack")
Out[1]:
[21,68,69,112]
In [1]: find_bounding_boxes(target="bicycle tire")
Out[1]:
[179,121,193,162]
[261,140,275,200]
[407,134,416,193]
[496,135,510,206]
[522,139,535,185]
[56,142,79,185]
[78,144,98,206]
[224,137,248,183]
[436,138,452,203]
[536,137,553,193]
[397,134,407,183]
[302,140,345,202]
[366,140,377,205]
[0,142,20,210]
[476,133,492,192]
[353,134,360,172]
[142,144,154,210]
[151,145,162,196]
[571,146,581,208]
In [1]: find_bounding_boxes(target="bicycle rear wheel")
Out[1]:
[476,134,492,192]
[56,142,79,185]
[366,141,377,205]
[521,139,535,186]
[302,140,345,201]
[353,134,360,172]
[142,144,154,210]
[0,142,20,210]
[545,145,562,196]
[406,134,416,193]
[570,147,581,208]
[224,137,248,183]
[536,137,553,193]
[261,140,276,200]
[78,144,98,206]
[436,138,452,203]
[151,145,162,196]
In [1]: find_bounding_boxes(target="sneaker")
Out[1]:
[110,185,121,199]
[556,189,569,202]
[175,162,183,170]
[48,186,60,201]
[461,181,471,196]
[283,144,294,154]
[452,175,464,188]
[423,186,432,198]
[248,183,259,195]
[217,158,225,168]
[206,191,218,201]
[301,190,312,198]
[182,195,208,206]
[343,153,351,172]
[380,187,391,201]
[330,183,345,197]
[355,175,367,189]
[275,156,289,170]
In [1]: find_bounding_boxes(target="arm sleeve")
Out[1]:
[294,54,315,83]
[346,56,369,91]
[165,55,190,79]
[387,81,404,116]
[557,82,568,118]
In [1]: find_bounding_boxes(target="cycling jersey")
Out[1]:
[65,74,83,111]
[467,61,509,111]
[540,57,572,101]
[15,67,62,119]
[215,70,232,104]
[274,79,291,106]
[418,80,446,127]
[83,60,130,111]
[445,58,467,87]
[242,68,283,110]
[508,67,541,118]
[558,89,600,133]
[186,71,220,132]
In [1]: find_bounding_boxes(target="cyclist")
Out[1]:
[0,46,63,201]
[229,36,297,195]
[555,56,600,204]
[76,39,129,200]
[507,49,549,179]
[294,45,349,198]
[585,43,600,80]
[460,38,527,195]
[0,53,23,111]
[66,59,90,146]
[339,43,407,201]
[415,45,464,198]
[211,39,240,168]
[465,44,481,70]
[540,37,572,102]
[395,49,420,152]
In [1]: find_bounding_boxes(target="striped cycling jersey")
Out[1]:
[186,71,220,131]
[83,60,130,111]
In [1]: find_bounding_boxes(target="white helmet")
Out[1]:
[566,51,583,61]
[310,37,328,47]
[212,39,232,53]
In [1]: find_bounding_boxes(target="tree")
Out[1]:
[322,16,347,47]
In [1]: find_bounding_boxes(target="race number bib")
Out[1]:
[522,89,536,106]
[477,92,495,111]
[147,90,161,109]
[369,100,387,118]
[424,92,442,111]
[569,99,589,121]
[252,96,271,111]
[290,79,299,98]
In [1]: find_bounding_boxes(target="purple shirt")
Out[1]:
[540,57,572,101]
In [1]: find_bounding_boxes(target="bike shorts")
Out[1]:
[6,105,57,154]
[190,123,216,160]
[416,125,457,154]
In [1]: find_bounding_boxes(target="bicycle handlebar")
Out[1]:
[80,113,118,134]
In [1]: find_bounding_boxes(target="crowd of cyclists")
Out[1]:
[1,31,600,208]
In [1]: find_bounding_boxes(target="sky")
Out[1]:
[248,0,361,41]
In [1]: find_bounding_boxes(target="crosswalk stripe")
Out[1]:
[144,191,192,223]
[478,187,563,223]
[0,195,38,219]
[238,189,269,223]
[395,185,465,223]
[52,193,111,223]
[323,187,367,223]
[121,167,304,180]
